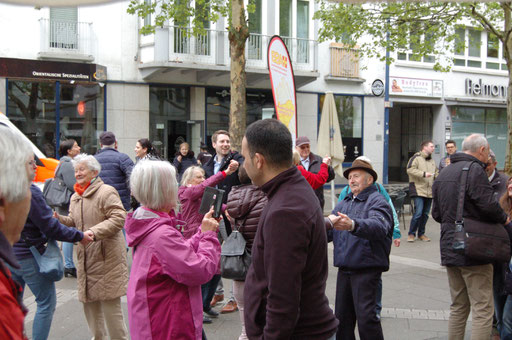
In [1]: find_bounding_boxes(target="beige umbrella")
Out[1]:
[317,91,345,209]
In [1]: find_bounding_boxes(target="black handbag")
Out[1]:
[43,165,73,208]
[220,230,251,281]
[452,161,511,263]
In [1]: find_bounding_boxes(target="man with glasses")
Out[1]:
[439,140,457,172]
[295,136,335,209]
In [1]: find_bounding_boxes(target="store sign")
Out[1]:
[371,79,384,96]
[0,57,107,82]
[465,78,507,98]
[390,76,443,97]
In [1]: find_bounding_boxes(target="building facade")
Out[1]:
[0,1,508,184]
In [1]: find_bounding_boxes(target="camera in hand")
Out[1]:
[199,187,225,218]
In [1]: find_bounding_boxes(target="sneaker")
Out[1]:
[204,309,219,318]
[203,314,212,324]
[407,235,415,242]
[221,300,238,314]
[419,235,431,242]
[210,294,224,307]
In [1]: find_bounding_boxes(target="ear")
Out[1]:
[254,153,265,170]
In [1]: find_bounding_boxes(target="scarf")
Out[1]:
[73,177,97,196]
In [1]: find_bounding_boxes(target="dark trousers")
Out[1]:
[202,274,222,312]
[335,269,383,340]
[408,197,432,237]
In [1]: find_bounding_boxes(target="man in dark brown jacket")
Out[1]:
[242,119,338,340]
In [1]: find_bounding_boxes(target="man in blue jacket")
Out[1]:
[327,158,393,340]
[94,131,134,211]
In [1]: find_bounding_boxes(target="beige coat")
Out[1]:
[406,151,438,198]
[59,178,128,303]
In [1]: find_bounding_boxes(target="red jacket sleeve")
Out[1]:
[0,269,26,340]
[297,163,329,190]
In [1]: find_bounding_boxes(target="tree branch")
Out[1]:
[471,4,503,41]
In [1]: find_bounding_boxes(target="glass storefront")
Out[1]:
[450,106,507,167]
[206,88,274,148]
[319,94,363,162]
[7,79,104,158]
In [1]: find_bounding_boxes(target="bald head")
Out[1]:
[462,134,490,163]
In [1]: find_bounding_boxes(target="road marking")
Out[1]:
[390,255,446,272]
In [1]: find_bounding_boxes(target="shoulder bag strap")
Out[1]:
[455,162,474,223]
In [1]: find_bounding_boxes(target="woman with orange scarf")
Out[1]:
[56,154,128,339]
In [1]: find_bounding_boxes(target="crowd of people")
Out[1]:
[1,120,512,340]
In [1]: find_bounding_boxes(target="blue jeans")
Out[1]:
[8,256,57,340]
[202,274,222,313]
[62,242,75,269]
[408,197,432,237]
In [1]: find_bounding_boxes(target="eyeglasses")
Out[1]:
[28,160,37,166]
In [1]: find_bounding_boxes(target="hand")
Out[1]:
[201,208,219,233]
[225,210,234,225]
[506,217,511,225]
[445,158,451,165]
[425,172,433,178]
[322,156,331,166]
[393,238,401,247]
[53,211,60,219]
[80,230,94,245]
[177,155,182,162]
[225,160,239,176]
[327,214,341,230]
[332,212,353,231]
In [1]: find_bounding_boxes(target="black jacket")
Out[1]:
[203,151,244,203]
[306,152,335,209]
[490,171,509,202]
[432,152,508,267]
[244,166,338,340]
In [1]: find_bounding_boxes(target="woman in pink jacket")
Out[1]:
[178,161,239,239]
[124,160,221,340]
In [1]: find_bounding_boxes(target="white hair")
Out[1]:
[180,166,204,186]
[72,154,102,172]
[0,126,33,202]
[462,134,488,153]
[130,160,178,211]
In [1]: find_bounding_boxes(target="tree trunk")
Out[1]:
[228,0,249,152]
[504,7,512,176]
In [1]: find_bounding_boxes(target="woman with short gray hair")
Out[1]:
[125,160,221,339]
[56,153,128,340]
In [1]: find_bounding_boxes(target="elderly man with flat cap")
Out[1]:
[326,158,393,340]
[296,136,335,209]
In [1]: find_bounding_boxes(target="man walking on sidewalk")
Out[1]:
[407,140,438,242]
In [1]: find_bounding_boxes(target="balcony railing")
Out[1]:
[329,43,359,78]
[164,26,317,72]
[39,18,93,56]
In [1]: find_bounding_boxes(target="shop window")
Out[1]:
[149,86,191,160]
[319,94,363,162]
[7,80,104,158]
[206,88,274,147]
[450,106,507,167]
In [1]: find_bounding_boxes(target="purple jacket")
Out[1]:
[178,171,226,239]
[125,207,220,340]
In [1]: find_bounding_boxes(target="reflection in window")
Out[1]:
[319,94,363,162]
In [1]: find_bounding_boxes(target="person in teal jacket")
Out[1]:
[337,156,401,320]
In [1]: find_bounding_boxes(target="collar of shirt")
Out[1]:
[214,155,222,174]
[488,169,496,182]
[300,157,310,171]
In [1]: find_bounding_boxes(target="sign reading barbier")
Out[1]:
[0,57,106,82]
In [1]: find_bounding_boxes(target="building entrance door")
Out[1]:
[388,105,433,182]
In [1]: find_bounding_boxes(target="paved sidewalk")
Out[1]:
[23,213,482,339]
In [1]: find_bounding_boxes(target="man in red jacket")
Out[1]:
[0,125,35,340]
[242,119,338,339]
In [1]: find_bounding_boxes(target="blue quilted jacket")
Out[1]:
[94,148,134,210]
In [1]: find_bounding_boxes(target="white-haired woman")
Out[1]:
[125,160,221,340]
[55,154,128,340]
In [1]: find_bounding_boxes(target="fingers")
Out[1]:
[204,207,215,219]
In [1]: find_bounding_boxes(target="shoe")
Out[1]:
[221,300,238,314]
[204,309,219,318]
[407,235,415,242]
[203,314,212,324]
[210,294,224,307]
[419,235,431,242]
[64,267,77,278]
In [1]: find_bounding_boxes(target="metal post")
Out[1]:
[383,19,390,184]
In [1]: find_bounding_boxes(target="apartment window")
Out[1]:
[296,0,309,63]
[173,0,211,56]
[49,7,78,50]
[144,0,151,27]
[280,0,292,37]
[248,0,262,59]
[396,24,435,64]
[454,28,507,71]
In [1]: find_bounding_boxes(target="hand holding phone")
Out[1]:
[199,187,225,218]
[201,208,219,233]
